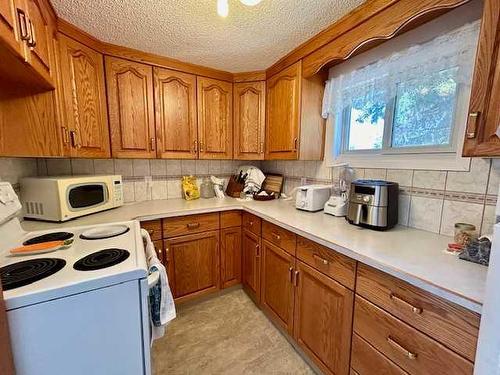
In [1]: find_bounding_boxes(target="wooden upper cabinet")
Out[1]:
[105,56,156,158]
[197,77,233,159]
[293,260,353,375]
[266,60,325,161]
[463,0,500,157]
[154,68,198,159]
[266,61,301,160]
[24,0,54,83]
[233,81,266,160]
[0,0,23,56]
[58,34,110,158]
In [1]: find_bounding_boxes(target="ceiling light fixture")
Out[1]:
[217,0,229,17]
[239,0,263,5]
[217,0,263,17]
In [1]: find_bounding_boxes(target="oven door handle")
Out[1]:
[147,270,160,289]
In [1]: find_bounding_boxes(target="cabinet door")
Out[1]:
[294,260,354,375]
[165,231,219,303]
[105,56,156,158]
[58,34,110,158]
[0,0,23,56]
[221,227,242,289]
[462,0,500,156]
[197,77,233,159]
[233,81,266,160]
[266,61,301,160]
[25,0,53,83]
[261,239,295,334]
[154,67,198,159]
[242,229,261,304]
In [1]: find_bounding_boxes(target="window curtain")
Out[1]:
[321,21,480,119]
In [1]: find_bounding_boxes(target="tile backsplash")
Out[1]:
[1,157,498,236]
[0,158,260,202]
[262,158,500,236]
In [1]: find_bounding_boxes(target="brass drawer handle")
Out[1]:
[387,336,417,360]
[289,267,293,283]
[187,222,200,229]
[255,243,260,257]
[248,221,254,226]
[147,229,155,235]
[27,19,36,48]
[313,254,329,265]
[17,9,29,41]
[390,293,423,314]
[271,232,281,241]
[294,270,299,287]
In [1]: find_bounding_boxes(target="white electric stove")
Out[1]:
[0,182,153,375]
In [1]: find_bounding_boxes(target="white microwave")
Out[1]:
[20,175,124,222]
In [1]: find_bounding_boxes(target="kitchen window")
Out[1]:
[323,20,480,171]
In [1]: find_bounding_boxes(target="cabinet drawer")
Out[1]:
[351,334,408,375]
[356,264,480,361]
[242,212,261,236]
[140,220,162,241]
[262,221,296,255]
[221,210,242,229]
[354,296,473,375]
[297,236,356,289]
[163,213,220,238]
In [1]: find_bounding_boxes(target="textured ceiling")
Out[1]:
[51,0,365,73]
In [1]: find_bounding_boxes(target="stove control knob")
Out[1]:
[362,195,370,203]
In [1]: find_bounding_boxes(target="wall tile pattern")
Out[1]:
[0,157,498,237]
[262,158,499,236]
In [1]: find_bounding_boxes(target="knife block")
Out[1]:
[225,175,244,198]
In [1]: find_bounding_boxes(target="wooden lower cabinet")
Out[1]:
[261,240,295,334]
[165,231,220,303]
[220,226,242,289]
[242,229,261,304]
[293,260,354,375]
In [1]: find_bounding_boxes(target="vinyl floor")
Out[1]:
[152,288,315,375]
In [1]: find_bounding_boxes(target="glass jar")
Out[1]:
[454,223,477,246]
[200,177,215,199]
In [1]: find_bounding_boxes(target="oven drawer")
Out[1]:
[353,296,474,375]
[262,221,296,255]
[296,236,356,289]
[163,213,220,238]
[242,212,261,236]
[356,264,480,361]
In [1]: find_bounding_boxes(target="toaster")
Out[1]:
[295,185,332,212]
[346,180,399,230]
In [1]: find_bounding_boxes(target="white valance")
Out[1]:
[321,20,480,119]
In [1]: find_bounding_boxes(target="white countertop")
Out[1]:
[21,197,487,313]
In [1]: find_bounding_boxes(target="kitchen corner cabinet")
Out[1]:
[293,260,353,375]
[154,67,198,159]
[197,77,233,159]
[261,240,295,334]
[165,231,220,303]
[242,228,261,305]
[58,34,110,158]
[233,81,266,160]
[105,56,156,159]
[462,0,500,157]
[265,61,325,160]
